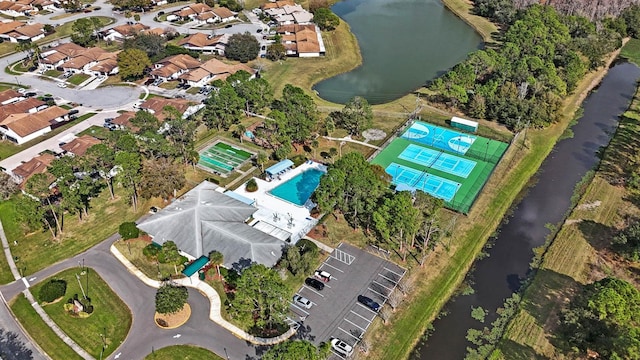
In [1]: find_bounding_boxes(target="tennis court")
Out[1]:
[399,144,476,178]
[402,121,477,155]
[198,141,253,175]
[387,163,460,202]
[371,123,509,213]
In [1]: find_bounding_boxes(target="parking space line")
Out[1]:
[372,279,393,291]
[322,262,345,273]
[302,285,325,297]
[338,327,362,342]
[329,350,347,360]
[289,303,310,315]
[356,302,378,315]
[368,287,387,299]
[350,310,372,324]
[378,272,398,285]
[343,318,367,333]
[383,266,405,278]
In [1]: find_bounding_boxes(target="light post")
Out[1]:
[224,347,230,360]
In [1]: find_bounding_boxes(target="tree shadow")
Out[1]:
[498,339,547,360]
[576,220,615,252]
[520,269,579,327]
[0,328,33,360]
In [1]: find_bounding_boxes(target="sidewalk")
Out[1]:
[110,245,296,345]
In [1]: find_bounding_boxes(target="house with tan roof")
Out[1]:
[103,23,150,42]
[0,20,44,42]
[141,27,167,37]
[0,89,24,105]
[40,43,88,69]
[60,135,101,156]
[211,7,236,23]
[0,97,46,122]
[0,2,33,18]
[179,58,255,87]
[150,54,202,81]
[11,153,55,187]
[263,1,312,25]
[139,97,204,121]
[277,24,325,57]
[111,111,137,131]
[61,47,110,74]
[175,3,212,21]
[177,33,230,55]
[0,106,68,144]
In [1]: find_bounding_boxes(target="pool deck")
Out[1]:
[232,161,327,243]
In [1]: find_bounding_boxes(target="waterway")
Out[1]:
[313,0,482,105]
[413,61,640,359]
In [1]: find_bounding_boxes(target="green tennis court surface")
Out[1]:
[371,123,508,213]
[198,142,253,175]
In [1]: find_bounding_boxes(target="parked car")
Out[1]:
[25,92,37,97]
[330,338,354,357]
[104,117,114,123]
[68,109,79,115]
[17,88,27,94]
[292,294,312,309]
[314,270,331,282]
[357,295,380,312]
[149,206,159,213]
[305,277,324,291]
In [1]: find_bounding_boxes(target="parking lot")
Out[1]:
[289,243,406,358]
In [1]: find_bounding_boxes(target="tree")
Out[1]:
[83,144,116,199]
[118,222,139,240]
[155,284,188,315]
[91,17,104,44]
[208,250,223,280]
[612,220,640,261]
[313,8,340,31]
[62,0,82,12]
[373,191,420,261]
[158,241,183,265]
[117,48,151,80]
[71,18,95,46]
[130,110,160,133]
[25,173,62,237]
[266,43,286,61]
[123,33,165,58]
[309,0,329,14]
[203,83,244,131]
[263,340,328,360]
[561,277,640,359]
[231,264,288,330]
[14,194,49,235]
[272,84,319,144]
[164,109,196,164]
[38,279,67,303]
[236,77,273,113]
[256,152,268,172]
[139,158,185,200]
[338,96,373,136]
[114,151,142,210]
[226,32,260,63]
[233,124,246,143]
[0,172,18,200]
[111,0,151,10]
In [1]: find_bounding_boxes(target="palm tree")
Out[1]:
[236,124,246,143]
[311,139,319,159]
[208,250,224,281]
[256,152,268,172]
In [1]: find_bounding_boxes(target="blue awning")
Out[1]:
[224,191,255,205]
[266,159,294,176]
[182,256,209,277]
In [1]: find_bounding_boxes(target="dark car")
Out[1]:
[25,92,37,97]
[225,24,233,28]
[68,109,79,115]
[305,277,324,291]
[357,295,380,312]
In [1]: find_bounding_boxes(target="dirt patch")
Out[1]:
[154,303,191,329]
[576,200,601,210]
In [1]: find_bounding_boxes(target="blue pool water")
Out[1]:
[386,163,460,202]
[399,144,476,178]
[402,121,477,154]
[245,130,255,139]
[269,169,325,206]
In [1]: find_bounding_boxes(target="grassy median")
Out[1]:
[145,345,224,360]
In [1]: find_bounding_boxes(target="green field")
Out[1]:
[371,122,508,213]
[620,38,640,66]
[198,141,254,175]
[144,345,223,360]
[31,268,132,358]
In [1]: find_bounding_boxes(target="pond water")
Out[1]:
[313,0,483,104]
[413,62,640,359]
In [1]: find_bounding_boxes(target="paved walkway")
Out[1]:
[110,245,296,345]
[323,135,381,149]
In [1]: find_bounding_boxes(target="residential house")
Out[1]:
[103,23,150,42]
[60,47,109,74]
[263,1,313,25]
[149,54,202,82]
[0,106,68,144]
[111,111,137,131]
[175,3,212,21]
[0,21,45,43]
[277,24,325,57]
[0,97,46,121]
[141,27,167,37]
[11,153,55,187]
[88,51,119,76]
[60,135,101,156]
[177,33,229,55]
[0,2,32,18]
[179,58,254,87]
[0,89,24,105]
[40,42,86,69]
[139,97,203,120]
[211,7,236,23]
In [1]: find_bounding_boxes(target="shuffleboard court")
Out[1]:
[399,144,476,178]
[198,141,253,175]
[386,163,461,202]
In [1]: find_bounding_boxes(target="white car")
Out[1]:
[314,269,331,282]
[17,87,27,94]
[331,338,354,357]
[292,294,312,309]
[57,82,67,88]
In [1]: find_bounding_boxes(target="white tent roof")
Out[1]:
[137,181,284,270]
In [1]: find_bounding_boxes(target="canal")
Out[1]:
[413,61,640,359]
[313,0,482,105]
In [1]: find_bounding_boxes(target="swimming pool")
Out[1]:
[402,121,477,155]
[269,169,325,206]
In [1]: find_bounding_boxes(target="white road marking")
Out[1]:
[383,266,405,277]
[114,352,121,359]
[350,310,372,324]
[28,277,36,282]
[338,326,361,341]
[21,277,29,288]
[172,334,181,338]
[321,262,344,273]
[343,318,366,333]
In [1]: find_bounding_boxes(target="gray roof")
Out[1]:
[137,181,284,270]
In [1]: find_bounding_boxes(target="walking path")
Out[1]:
[323,135,381,149]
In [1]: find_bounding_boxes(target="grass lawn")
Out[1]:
[144,345,223,360]
[78,125,110,140]
[158,81,178,90]
[0,112,96,161]
[496,82,640,359]
[620,38,640,66]
[32,268,132,358]
[440,0,499,43]
[67,73,91,86]
[0,186,161,277]
[10,294,83,360]
[44,69,63,78]
[113,238,184,280]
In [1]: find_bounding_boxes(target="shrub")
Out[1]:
[39,279,67,303]
[143,243,160,259]
[246,178,258,192]
[296,239,318,255]
[155,284,189,315]
[118,222,139,240]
